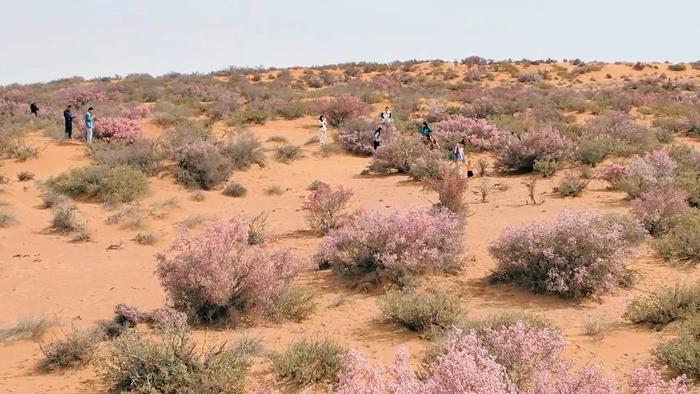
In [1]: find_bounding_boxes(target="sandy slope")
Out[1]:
[1,64,700,393]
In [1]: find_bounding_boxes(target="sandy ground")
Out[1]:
[1,62,700,393]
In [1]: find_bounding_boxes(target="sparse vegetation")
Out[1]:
[0,316,59,342]
[554,172,589,197]
[625,282,700,326]
[274,143,303,163]
[40,328,102,370]
[378,288,463,332]
[16,170,35,181]
[47,165,148,205]
[223,181,247,197]
[270,338,347,385]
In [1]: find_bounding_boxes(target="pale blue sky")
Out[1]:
[1,0,698,85]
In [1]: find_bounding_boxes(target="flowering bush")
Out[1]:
[114,304,145,327]
[315,207,463,283]
[422,166,470,216]
[54,86,109,107]
[147,307,188,332]
[614,149,677,198]
[631,187,689,235]
[116,105,151,119]
[654,210,700,265]
[581,111,660,157]
[432,115,505,151]
[599,163,628,184]
[94,117,143,143]
[302,184,354,235]
[627,366,691,394]
[315,94,368,127]
[369,133,438,178]
[155,218,305,324]
[338,118,394,156]
[489,211,647,298]
[495,127,573,172]
[173,141,233,189]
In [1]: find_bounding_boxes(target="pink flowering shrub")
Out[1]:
[114,304,146,327]
[302,184,354,235]
[147,307,188,332]
[495,127,573,172]
[631,187,689,235]
[54,86,109,107]
[627,366,692,394]
[338,118,394,156]
[599,163,629,184]
[155,218,305,324]
[314,207,463,283]
[116,105,151,119]
[489,211,647,298]
[432,115,505,151]
[615,149,677,198]
[93,117,143,143]
[582,111,660,156]
[369,133,438,178]
[315,94,368,127]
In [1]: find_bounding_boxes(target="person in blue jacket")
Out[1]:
[84,107,95,143]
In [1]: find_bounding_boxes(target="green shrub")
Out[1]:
[576,137,614,166]
[270,338,347,385]
[134,232,157,245]
[190,190,206,202]
[16,170,35,181]
[93,139,164,176]
[654,210,700,264]
[41,192,68,209]
[50,205,85,234]
[378,288,463,332]
[0,316,58,342]
[223,182,247,197]
[274,144,303,163]
[667,63,687,72]
[533,159,560,177]
[247,211,271,245]
[0,210,15,227]
[40,328,102,370]
[219,130,266,170]
[654,314,700,378]
[456,311,557,336]
[625,282,700,326]
[100,330,253,393]
[47,165,148,205]
[174,143,233,190]
[265,287,317,323]
[555,173,590,197]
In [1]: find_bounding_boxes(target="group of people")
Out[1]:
[318,105,474,178]
[62,105,96,142]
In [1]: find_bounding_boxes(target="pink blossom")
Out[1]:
[93,116,143,143]
[302,183,354,234]
[433,115,505,151]
[627,366,692,394]
[315,94,368,127]
[630,187,689,235]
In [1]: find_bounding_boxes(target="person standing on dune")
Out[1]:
[63,105,74,139]
[30,102,39,117]
[84,107,96,143]
[318,115,328,146]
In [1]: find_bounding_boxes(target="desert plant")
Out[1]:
[266,135,289,144]
[630,187,689,235]
[16,170,35,181]
[106,206,144,229]
[219,129,266,170]
[190,190,205,201]
[654,210,700,264]
[522,177,541,205]
[315,94,368,127]
[369,133,435,176]
[495,127,573,173]
[315,207,463,284]
[668,63,687,72]
[337,117,389,156]
[489,211,647,298]
[654,314,700,379]
[270,338,347,385]
[378,288,463,332]
[302,184,353,235]
[93,117,143,143]
[47,165,148,205]
[223,182,247,197]
[627,366,692,394]
[474,178,498,203]
[100,330,253,393]
[422,166,470,216]
[178,214,207,230]
[50,204,86,235]
[576,137,615,167]
[274,144,302,163]
[247,211,271,245]
[93,139,163,176]
[40,328,102,370]
[0,316,59,342]
[554,173,590,197]
[532,159,560,177]
[265,185,284,195]
[432,116,505,151]
[134,232,157,245]
[265,287,317,323]
[476,158,489,176]
[614,149,677,198]
[174,141,233,189]
[0,210,15,227]
[156,218,305,324]
[625,282,700,326]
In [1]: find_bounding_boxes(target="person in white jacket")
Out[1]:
[379,106,392,124]
[318,115,328,146]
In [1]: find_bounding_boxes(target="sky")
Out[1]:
[1,0,698,85]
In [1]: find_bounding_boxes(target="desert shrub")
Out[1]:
[100,330,253,393]
[432,115,505,151]
[274,143,302,163]
[93,117,143,143]
[0,316,58,342]
[315,94,368,127]
[265,185,284,195]
[223,182,247,197]
[106,206,144,229]
[40,328,102,370]
[0,135,39,161]
[247,211,271,245]
[614,149,677,198]
[93,139,163,176]
[302,184,353,235]
[47,165,148,204]
[625,282,700,326]
[668,63,687,72]
[147,307,189,333]
[134,232,157,245]
[50,205,83,233]
[337,117,384,156]
[114,304,146,327]
[378,288,463,332]
[174,141,233,189]
[630,187,689,235]
[219,129,266,170]
[627,366,692,394]
[517,72,542,84]
[581,111,660,158]
[155,218,305,324]
[669,144,700,206]
[369,133,436,176]
[160,125,213,158]
[576,136,615,166]
[0,210,15,227]
[532,159,560,177]
[598,163,628,184]
[422,166,470,216]
[476,158,489,176]
[266,135,289,143]
[270,338,347,385]
[457,312,556,337]
[232,108,269,125]
[654,314,700,379]
[190,190,205,201]
[315,207,463,284]
[554,173,590,197]
[16,170,35,181]
[489,211,647,298]
[654,210,700,264]
[495,127,573,173]
[265,287,317,323]
[275,100,308,120]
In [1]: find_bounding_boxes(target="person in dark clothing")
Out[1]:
[64,105,75,139]
[30,103,39,117]
[372,126,382,150]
